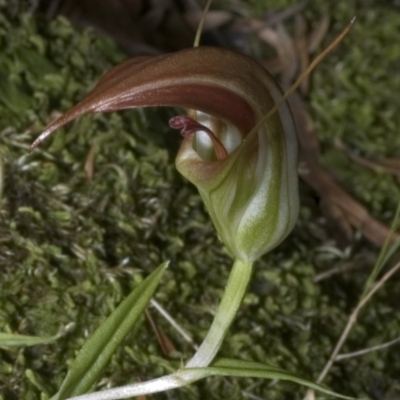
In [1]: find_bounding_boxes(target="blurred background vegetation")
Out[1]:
[0,0,399,399]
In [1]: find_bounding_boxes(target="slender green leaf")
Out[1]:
[53,261,168,400]
[0,332,59,348]
[185,358,355,400]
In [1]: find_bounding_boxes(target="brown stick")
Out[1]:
[290,92,400,246]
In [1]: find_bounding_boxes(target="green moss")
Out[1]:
[0,2,399,400]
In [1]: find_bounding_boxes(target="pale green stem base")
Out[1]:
[70,258,253,400]
[185,258,253,368]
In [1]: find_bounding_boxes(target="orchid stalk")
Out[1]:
[31,20,354,400]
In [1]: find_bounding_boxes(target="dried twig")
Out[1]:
[290,92,400,246]
[316,261,400,384]
[259,14,397,247]
[335,335,400,361]
[304,261,400,400]
[308,15,330,52]
[334,138,400,181]
[145,308,177,356]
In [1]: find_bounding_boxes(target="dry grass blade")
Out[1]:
[145,308,177,357]
[304,261,400,400]
[335,336,400,361]
[308,15,330,52]
[193,0,213,47]
[150,299,198,350]
[316,261,400,383]
[263,14,398,247]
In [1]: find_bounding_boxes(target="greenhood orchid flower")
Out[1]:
[31,46,299,262]
[29,23,355,399]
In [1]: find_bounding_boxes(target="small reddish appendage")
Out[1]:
[169,116,228,161]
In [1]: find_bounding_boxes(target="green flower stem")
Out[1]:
[185,258,253,368]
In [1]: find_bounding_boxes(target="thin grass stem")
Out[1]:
[150,299,198,350]
[243,17,355,147]
[335,335,400,361]
[316,260,400,384]
[193,0,213,47]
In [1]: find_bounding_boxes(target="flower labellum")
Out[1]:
[31,47,299,262]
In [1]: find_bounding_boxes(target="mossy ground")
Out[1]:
[0,1,399,399]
